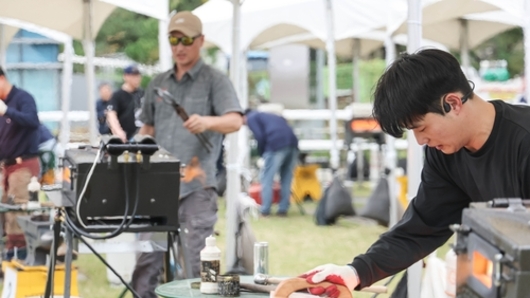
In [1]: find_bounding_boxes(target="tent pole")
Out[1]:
[324,0,339,171]
[384,11,398,228]
[59,38,74,149]
[225,0,242,273]
[158,0,172,71]
[239,50,250,171]
[83,0,98,146]
[316,49,325,109]
[351,38,361,103]
[406,0,423,297]
[459,19,471,78]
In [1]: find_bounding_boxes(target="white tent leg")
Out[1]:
[239,50,250,170]
[158,1,172,71]
[59,38,74,148]
[315,49,325,109]
[352,38,361,103]
[225,0,242,273]
[459,19,470,78]
[83,0,98,146]
[324,0,339,171]
[406,0,423,297]
[384,22,398,227]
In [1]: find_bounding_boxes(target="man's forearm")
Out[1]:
[138,124,155,137]
[106,111,126,136]
[205,112,243,134]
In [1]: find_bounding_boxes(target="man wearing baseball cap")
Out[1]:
[106,64,144,142]
[131,11,243,297]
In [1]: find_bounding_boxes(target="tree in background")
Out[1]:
[473,28,524,77]
[87,1,525,80]
[93,0,206,64]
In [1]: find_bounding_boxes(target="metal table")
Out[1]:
[156,276,269,298]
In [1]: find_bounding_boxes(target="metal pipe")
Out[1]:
[324,0,339,170]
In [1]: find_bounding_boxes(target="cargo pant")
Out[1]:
[1,158,40,259]
[130,188,218,298]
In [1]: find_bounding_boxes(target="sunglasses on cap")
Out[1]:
[168,35,201,46]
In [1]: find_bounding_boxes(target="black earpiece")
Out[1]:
[443,101,451,113]
[442,80,474,113]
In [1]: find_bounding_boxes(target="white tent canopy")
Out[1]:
[255,30,449,58]
[0,25,18,50]
[194,0,394,54]
[0,0,116,40]
[392,9,520,50]
[389,0,504,35]
[0,0,168,39]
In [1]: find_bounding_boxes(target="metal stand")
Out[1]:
[43,208,187,298]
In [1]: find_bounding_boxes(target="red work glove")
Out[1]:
[300,264,359,298]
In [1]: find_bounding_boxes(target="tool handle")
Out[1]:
[267,277,286,285]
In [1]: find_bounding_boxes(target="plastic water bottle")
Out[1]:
[200,235,221,294]
[445,248,457,297]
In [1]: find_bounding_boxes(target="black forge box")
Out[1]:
[62,147,181,233]
[455,200,530,298]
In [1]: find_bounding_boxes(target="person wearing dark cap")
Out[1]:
[0,66,40,261]
[132,11,243,297]
[106,64,144,142]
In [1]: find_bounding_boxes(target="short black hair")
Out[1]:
[372,48,473,138]
[0,66,5,77]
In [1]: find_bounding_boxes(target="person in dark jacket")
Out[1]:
[298,49,530,297]
[0,66,40,261]
[95,82,113,135]
[244,109,298,216]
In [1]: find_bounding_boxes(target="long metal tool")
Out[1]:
[154,87,214,153]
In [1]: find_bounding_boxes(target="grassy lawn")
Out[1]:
[3,182,438,297]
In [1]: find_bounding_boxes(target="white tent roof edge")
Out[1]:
[0,17,71,43]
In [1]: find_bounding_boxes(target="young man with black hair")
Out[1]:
[299,48,530,297]
[0,66,40,260]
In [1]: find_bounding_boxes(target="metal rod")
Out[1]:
[156,87,213,152]
[64,228,73,298]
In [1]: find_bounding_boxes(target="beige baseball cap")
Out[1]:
[168,11,202,36]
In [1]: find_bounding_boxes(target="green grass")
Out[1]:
[3,183,427,298]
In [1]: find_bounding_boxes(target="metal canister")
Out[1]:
[217,274,240,297]
[253,242,269,276]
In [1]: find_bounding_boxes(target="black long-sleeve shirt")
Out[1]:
[351,100,530,288]
[0,86,40,160]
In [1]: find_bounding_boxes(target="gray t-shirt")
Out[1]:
[140,59,242,197]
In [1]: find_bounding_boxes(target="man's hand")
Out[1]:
[183,114,211,134]
[115,130,127,143]
[0,100,7,116]
[300,264,359,298]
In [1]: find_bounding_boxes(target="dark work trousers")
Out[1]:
[1,157,40,258]
[130,188,218,298]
